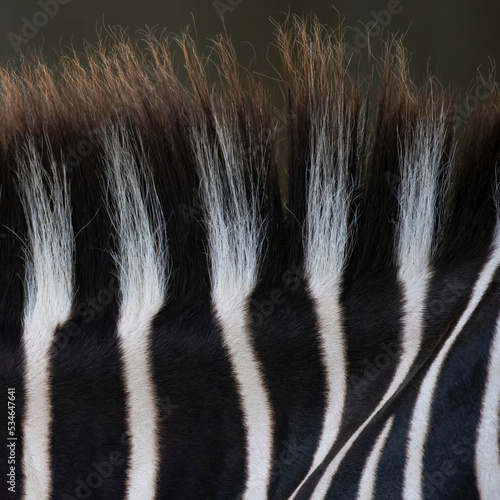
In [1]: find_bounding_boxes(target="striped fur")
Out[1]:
[18,146,74,499]
[1,16,500,500]
[104,127,167,499]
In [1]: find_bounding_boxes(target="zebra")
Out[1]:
[1,16,500,500]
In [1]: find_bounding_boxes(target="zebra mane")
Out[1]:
[1,17,498,290]
[2,15,500,500]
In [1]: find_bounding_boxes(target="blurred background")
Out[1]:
[0,0,498,104]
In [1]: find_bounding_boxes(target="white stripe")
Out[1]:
[290,89,353,497]
[194,113,273,498]
[403,230,500,500]
[19,146,74,500]
[306,116,442,500]
[308,267,431,500]
[307,280,346,470]
[118,314,162,500]
[289,279,346,498]
[357,416,395,500]
[104,129,167,500]
[214,293,274,499]
[475,300,500,498]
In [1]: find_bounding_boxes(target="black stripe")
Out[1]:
[251,268,326,499]
[152,300,247,499]
[50,139,128,500]
[0,148,26,500]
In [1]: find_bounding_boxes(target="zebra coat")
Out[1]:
[1,17,500,500]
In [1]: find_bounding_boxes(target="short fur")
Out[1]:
[1,15,500,500]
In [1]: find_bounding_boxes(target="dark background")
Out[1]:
[0,0,498,98]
